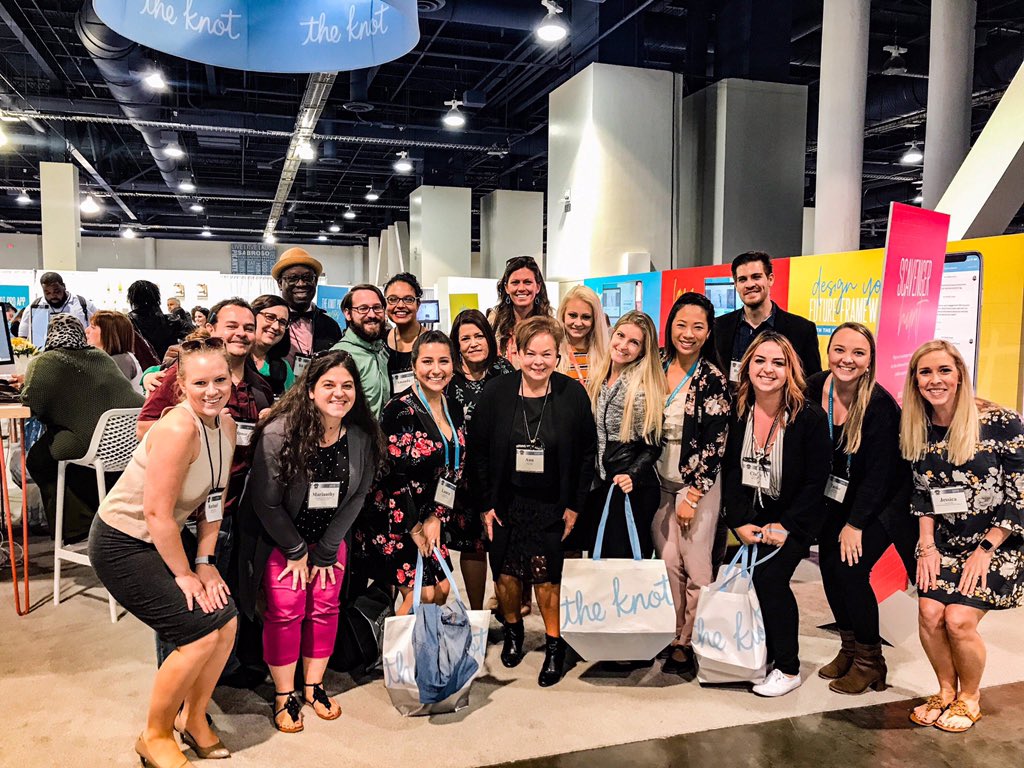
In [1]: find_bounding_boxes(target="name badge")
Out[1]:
[235,421,255,447]
[729,360,743,383]
[741,458,771,490]
[391,370,415,394]
[516,445,545,474]
[825,475,849,503]
[293,354,311,379]
[308,481,341,509]
[435,478,457,508]
[930,486,969,515]
[205,489,224,522]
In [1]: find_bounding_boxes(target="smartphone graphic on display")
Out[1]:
[704,276,738,317]
[634,281,643,312]
[602,286,621,322]
[934,251,983,385]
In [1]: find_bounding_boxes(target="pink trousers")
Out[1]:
[262,542,347,667]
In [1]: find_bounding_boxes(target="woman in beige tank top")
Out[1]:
[89,339,237,768]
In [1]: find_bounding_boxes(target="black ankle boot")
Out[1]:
[538,634,566,687]
[501,620,525,668]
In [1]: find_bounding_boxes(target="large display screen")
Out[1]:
[935,251,982,385]
[703,276,738,317]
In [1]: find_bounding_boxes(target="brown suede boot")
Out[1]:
[829,642,888,695]
[817,629,856,680]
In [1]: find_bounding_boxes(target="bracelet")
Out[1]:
[914,542,936,559]
[195,554,216,567]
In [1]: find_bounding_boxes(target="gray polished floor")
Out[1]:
[490,682,1024,768]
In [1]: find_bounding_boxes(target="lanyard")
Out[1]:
[201,416,224,490]
[664,358,700,407]
[828,378,853,474]
[414,382,460,470]
[519,378,551,446]
[751,406,782,458]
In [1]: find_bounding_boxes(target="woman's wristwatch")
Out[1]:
[978,538,995,554]
[195,554,216,567]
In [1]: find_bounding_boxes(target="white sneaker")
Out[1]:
[752,668,802,697]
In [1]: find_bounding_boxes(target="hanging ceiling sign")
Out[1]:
[93,0,420,73]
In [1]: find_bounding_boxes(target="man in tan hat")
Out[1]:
[268,247,342,377]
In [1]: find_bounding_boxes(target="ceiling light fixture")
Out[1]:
[0,126,8,147]
[264,233,277,244]
[190,202,204,213]
[882,44,908,76]
[296,141,316,161]
[164,143,185,159]
[201,227,212,237]
[442,99,466,129]
[365,185,380,202]
[913,193,924,204]
[393,151,414,174]
[122,227,137,239]
[178,179,197,193]
[329,222,341,232]
[536,1,569,44]
[318,233,328,242]
[900,141,923,165]
[143,70,168,91]
[80,194,100,215]
[343,207,356,220]
[15,190,30,205]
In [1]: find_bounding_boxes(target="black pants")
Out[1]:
[752,536,809,677]
[819,517,894,646]
[584,480,659,559]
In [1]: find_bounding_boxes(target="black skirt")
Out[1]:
[89,517,237,647]
[489,490,566,585]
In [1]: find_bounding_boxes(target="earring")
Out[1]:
[534,296,540,306]
[504,295,511,305]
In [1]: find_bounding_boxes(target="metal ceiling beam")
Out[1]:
[0,0,62,84]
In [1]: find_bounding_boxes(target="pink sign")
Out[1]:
[874,203,951,406]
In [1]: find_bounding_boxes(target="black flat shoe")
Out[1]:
[663,646,695,676]
[501,620,525,668]
[538,635,566,687]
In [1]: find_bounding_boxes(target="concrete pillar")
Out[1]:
[408,186,471,285]
[546,63,675,281]
[480,190,544,278]
[813,0,870,254]
[373,229,389,285]
[39,162,82,270]
[677,79,808,266]
[923,0,977,209]
[802,208,816,255]
[144,237,157,269]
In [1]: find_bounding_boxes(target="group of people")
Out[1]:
[11,248,1022,767]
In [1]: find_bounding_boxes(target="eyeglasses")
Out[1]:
[258,311,290,329]
[386,296,418,307]
[281,273,317,286]
[180,337,226,352]
[351,304,385,315]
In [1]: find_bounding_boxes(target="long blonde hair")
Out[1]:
[556,285,609,375]
[828,322,876,454]
[735,331,806,418]
[900,340,979,465]
[586,310,666,443]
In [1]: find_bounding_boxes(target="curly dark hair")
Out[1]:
[491,255,551,354]
[127,280,161,311]
[251,349,385,483]
[384,272,423,299]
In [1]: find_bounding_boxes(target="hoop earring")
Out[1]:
[534,296,540,306]
[504,295,511,305]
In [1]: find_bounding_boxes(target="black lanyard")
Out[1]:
[519,379,551,446]
[751,406,783,460]
[201,417,224,490]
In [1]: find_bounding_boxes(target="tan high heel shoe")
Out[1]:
[179,728,231,760]
[135,735,192,768]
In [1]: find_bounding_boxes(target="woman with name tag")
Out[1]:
[584,310,665,558]
[489,255,553,369]
[446,309,516,609]
[652,293,731,676]
[384,272,426,396]
[806,323,914,695]
[237,349,384,734]
[722,331,831,697]
[366,330,467,615]
[556,285,609,385]
[88,338,238,768]
[901,340,1024,732]
[251,295,295,395]
[468,315,597,687]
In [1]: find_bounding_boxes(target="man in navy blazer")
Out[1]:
[714,251,821,383]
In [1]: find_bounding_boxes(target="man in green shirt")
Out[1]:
[333,283,390,418]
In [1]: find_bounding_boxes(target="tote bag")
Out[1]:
[560,486,676,661]
[693,544,778,684]
[381,548,490,716]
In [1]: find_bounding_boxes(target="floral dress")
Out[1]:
[363,390,467,588]
[446,357,515,554]
[910,406,1024,610]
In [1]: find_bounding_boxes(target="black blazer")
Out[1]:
[268,304,343,360]
[722,400,832,545]
[714,303,822,380]
[467,371,597,516]
[804,372,913,533]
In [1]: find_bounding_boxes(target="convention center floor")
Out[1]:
[2,538,1022,768]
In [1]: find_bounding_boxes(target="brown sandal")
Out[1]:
[909,694,953,726]
[933,699,982,732]
[305,682,342,721]
[273,691,304,733]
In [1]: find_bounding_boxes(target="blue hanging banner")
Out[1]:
[316,285,350,329]
[93,0,420,73]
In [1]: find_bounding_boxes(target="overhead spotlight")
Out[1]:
[343,207,356,220]
[913,194,924,204]
[164,143,185,159]
[143,70,168,91]
[536,1,569,44]
[264,233,277,244]
[365,186,380,202]
[0,126,8,147]
[15,190,30,205]
[201,227,212,237]
[882,44,908,76]
[393,151,413,174]
[178,179,197,193]
[80,194,100,215]
[121,227,137,239]
[318,233,328,242]
[296,141,316,161]
[190,202,204,213]
[329,222,341,233]
[900,141,923,165]
[442,99,466,129]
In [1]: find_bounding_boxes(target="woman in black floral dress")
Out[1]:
[901,340,1024,732]
[365,330,467,615]
[446,309,515,609]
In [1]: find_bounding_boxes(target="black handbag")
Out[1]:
[329,583,395,673]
